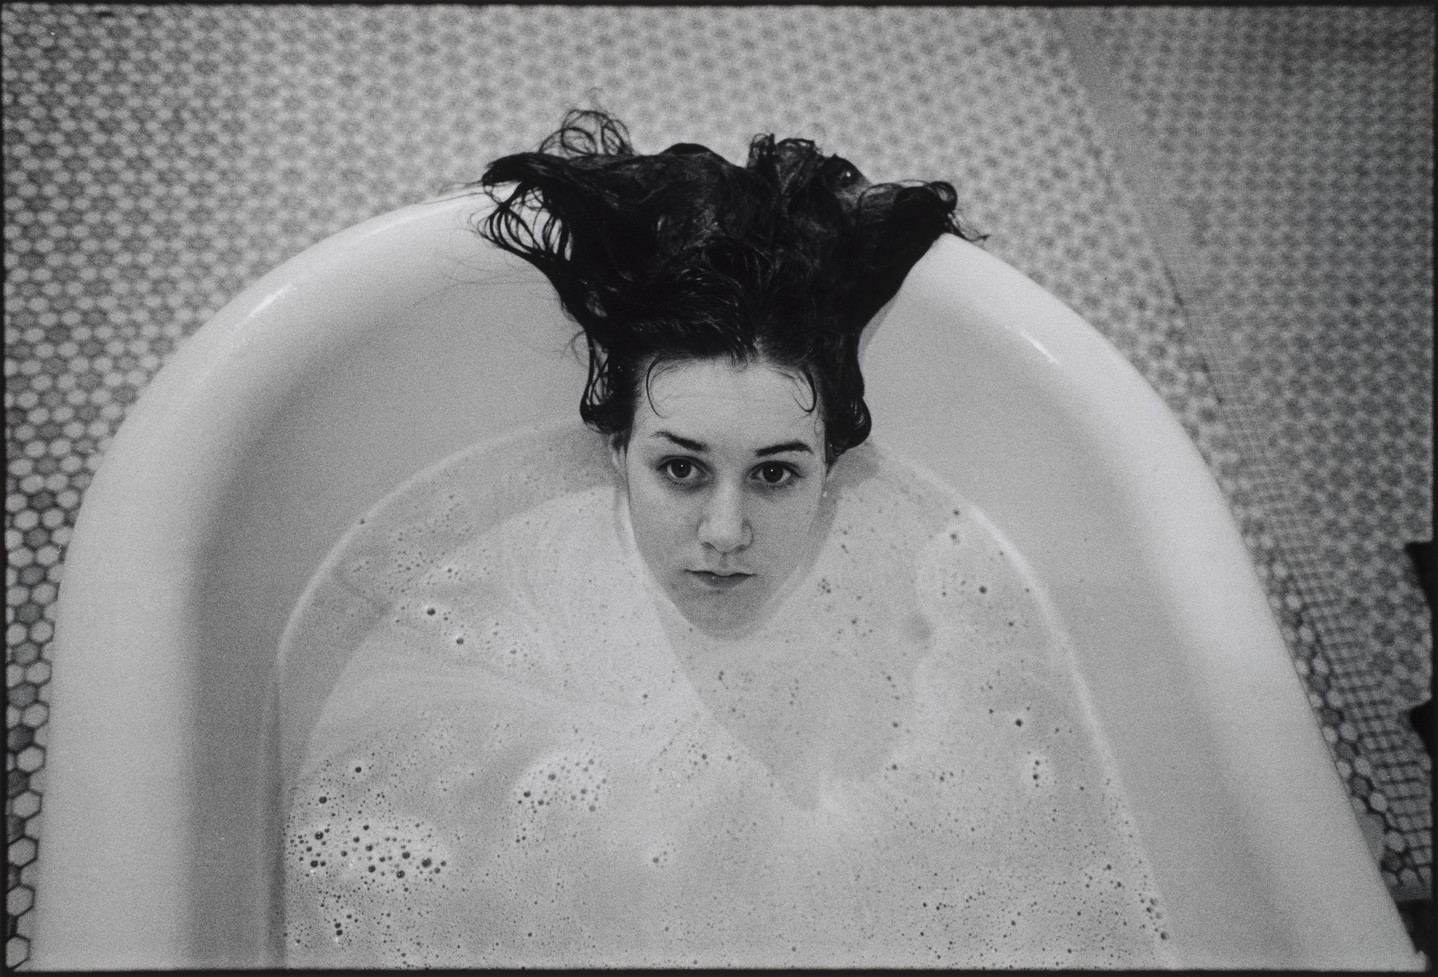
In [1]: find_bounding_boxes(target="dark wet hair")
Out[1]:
[473,109,975,463]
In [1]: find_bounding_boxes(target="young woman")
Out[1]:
[475,109,971,633]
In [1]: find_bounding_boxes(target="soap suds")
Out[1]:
[278,421,1172,967]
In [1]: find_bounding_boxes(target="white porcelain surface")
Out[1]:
[31,195,1420,969]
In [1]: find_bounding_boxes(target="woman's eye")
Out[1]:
[753,463,795,487]
[660,459,700,483]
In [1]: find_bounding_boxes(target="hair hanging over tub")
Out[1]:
[472,109,976,462]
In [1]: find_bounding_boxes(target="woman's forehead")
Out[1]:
[637,358,823,451]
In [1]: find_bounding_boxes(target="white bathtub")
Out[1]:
[31,193,1420,969]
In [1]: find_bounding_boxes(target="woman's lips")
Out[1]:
[686,569,753,591]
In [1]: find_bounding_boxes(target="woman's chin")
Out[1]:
[668,578,772,637]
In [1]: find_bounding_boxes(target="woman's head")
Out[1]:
[613,355,830,634]
[474,109,972,464]
[473,109,973,631]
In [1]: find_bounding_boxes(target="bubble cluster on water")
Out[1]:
[277,421,1173,967]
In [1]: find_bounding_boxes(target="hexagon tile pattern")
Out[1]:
[1055,6,1432,947]
[4,4,1431,968]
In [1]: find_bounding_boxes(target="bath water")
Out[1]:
[278,421,1172,968]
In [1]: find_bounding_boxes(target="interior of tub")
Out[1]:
[31,194,1419,969]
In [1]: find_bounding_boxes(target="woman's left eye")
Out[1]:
[752,463,796,487]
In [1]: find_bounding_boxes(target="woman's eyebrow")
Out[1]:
[653,432,813,457]
[756,440,814,457]
[654,430,707,453]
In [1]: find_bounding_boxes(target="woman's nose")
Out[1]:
[698,482,751,553]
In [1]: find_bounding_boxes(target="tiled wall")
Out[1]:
[4,4,1431,967]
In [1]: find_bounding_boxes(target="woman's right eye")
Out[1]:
[660,459,701,484]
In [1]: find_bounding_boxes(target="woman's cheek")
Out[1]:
[631,472,691,552]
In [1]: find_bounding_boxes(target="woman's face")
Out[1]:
[613,356,829,634]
